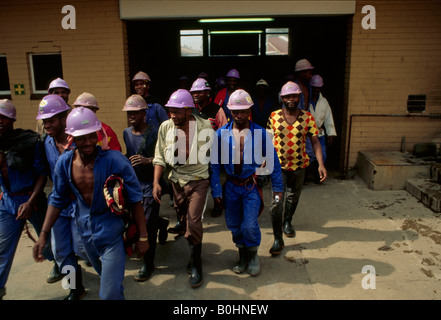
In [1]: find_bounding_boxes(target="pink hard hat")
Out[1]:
[122,94,147,111]
[310,75,324,87]
[280,81,302,96]
[227,89,253,110]
[65,107,102,137]
[48,78,70,94]
[165,89,195,108]
[132,71,151,83]
[36,95,70,120]
[226,68,240,79]
[0,99,16,120]
[190,78,211,93]
[294,59,314,72]
[73,92,99,110]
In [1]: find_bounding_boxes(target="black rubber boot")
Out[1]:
[134,228,157,282]
[64,265,86,300]
[47,262,63,284]
[283,202,296,238]
[269,216,285,255]
[189,243,203,288]
[233,245,248,274]
[168,220,185,235]
[158,217,169,245]
[247,246,260,276]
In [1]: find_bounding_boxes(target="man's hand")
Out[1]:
[136,239,149,258]
[33,231,48,262]
[152,182,162,204]
[129,155,152,167]
[17,201,34,220]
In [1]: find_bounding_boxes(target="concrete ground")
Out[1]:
[3,172,441,300]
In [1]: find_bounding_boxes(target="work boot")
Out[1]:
[47,262,63,283]
[134,234,156,282]
[233,245,248,274]
[283,202,296,238]
[189,243,203,288]
[210,200,223,218]
[168,220,185,235]
[247,246,261,276]
[158,217,169,245]
[64,265,86,300]
[269,217,285,256]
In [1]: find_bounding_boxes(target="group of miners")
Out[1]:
[0,58,337,300]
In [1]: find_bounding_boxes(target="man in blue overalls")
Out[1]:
[36,94,87,300]
[33,107,149,300]
[0,99,51,300]
[210,90,284,276]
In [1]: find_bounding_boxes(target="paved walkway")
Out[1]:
[3,173,441,300]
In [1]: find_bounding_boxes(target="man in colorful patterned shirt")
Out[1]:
[266,81,327,255]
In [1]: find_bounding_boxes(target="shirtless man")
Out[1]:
[33,107,148,300]
[294,59,314,111]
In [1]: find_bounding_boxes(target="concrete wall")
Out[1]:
[344,0,441,168]
[0,0,129,150]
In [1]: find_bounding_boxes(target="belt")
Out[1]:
[226,174,256,190]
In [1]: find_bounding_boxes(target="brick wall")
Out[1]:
[344,0,441,169]
[0,0,129,151]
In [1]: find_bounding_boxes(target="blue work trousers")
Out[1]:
[224,180,262,248]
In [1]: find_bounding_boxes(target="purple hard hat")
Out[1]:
[122,94,147,111]
[226,68,240,79]
[48,78,70,94]
[227,89,253,110]
[310,75,324,87]
[0,99,16,120]
[36,95,70,120]
[73,92,99,110]
[165,89,195,108]
[190,78,211,93]
[280,81,302,97]
[65,107,102,137]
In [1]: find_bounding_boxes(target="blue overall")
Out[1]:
[210,122,283,247]
[0,141,52,291]
[145,102,169,131]
[44,137,86,272]
[49,147,143,300]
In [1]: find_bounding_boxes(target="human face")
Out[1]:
[298,70,313,83]
[51,88,69,103]
[227,77,239,92]
[231,109,250,128]
[0,114,14,134]
[134,80,150,97]
[127,110,145,127]
[191,90,210,105]
[282,94,300,110]
[43,116,65,137]
[74,132,98,157]
[168,107,191,127]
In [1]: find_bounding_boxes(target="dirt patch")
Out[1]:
[401,219,441,244]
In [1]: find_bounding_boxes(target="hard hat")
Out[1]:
[65,107,102,137]
[226,68,240,79]
[132,71,151,83]
[0,99,16,120]
[216,76,226,87]
[73,92,99,110]
[256,79,269,87]
[36,95,70,120]
[190,78,211,92]
[310,75,324,87]
[294,59,314,72]
[48,78,71,94]
[165,89,195,108]
[280,81,302,96]
[122,94,147,111]
[227,89,253,110]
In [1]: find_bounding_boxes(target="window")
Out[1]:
[29,53,63,94]
[407,94,426,113]
[265,28,289,55]
[180,30,204,57]
[0,55,11,96]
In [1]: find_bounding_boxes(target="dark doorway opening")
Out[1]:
[127,16,349,172]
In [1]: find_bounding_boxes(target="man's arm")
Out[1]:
[310,135,327,182]
[33,204,62,262]
[17,174,47,220]
[152,164,165,203]
[130,201,149,257]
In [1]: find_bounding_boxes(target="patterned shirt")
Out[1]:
[267,108,318,171]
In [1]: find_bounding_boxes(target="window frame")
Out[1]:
[29,52,63,95]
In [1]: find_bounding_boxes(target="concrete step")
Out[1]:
[430,162,441,184]
[405,178,441,213]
